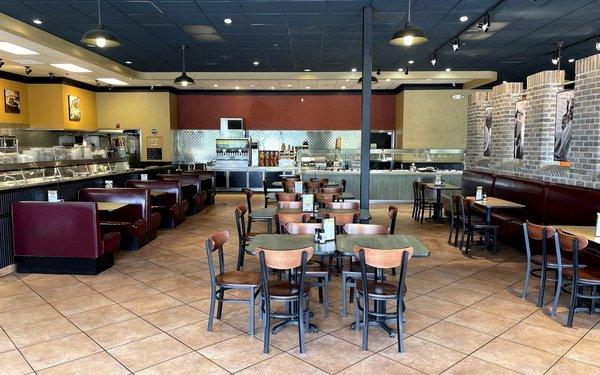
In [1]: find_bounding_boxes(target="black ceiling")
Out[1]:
[0,0,599,82]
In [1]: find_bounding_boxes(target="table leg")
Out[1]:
[267,218,272,234]
[434,189,442,221]
[485,207,492,250]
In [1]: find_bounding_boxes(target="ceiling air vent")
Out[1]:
[183,25,223,42]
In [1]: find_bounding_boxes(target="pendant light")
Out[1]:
[389,0,427,46]
[357,75,379,84]
[81,0,121,48]
[174,44,195,87]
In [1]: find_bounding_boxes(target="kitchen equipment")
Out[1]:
[215,138,250,168]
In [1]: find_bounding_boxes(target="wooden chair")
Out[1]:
[306,180,322,193]
[340,223,390,316]
[277,201,303,209]
[411,181,419,220]
[262,179,276,208]
[417,182,437,223]
[282,177,300,193]
[354,246,413,352]
[242,188,274,235]
[276,192,298,202]
[257,246,313,353]
[323,211,357,233]
[321,186,343,195]
[234,205,253,270]
[206,231,261,335]
[447,193,462,246]
[558,230,597,327]
[274,212,310,234]
[315,193,337,207]
[388,206,398,235]
[326,202,359,211]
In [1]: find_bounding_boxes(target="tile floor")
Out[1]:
[0,193,599,374]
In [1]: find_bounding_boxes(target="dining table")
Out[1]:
[425,182,461,221]
[275,208,372,222]
[471,196,526,249]
[96,202,129,213]
[554,225,600,244]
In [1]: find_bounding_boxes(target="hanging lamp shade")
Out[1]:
[358,75,379,84]
[389,0,427,46]
[174,44,195,87]
[81,0,121,48]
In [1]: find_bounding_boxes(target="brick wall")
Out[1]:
[466,92,491,167]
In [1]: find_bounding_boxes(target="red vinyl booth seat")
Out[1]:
[12,201,121,275]
[78,188,160,250]
[157,174,205,215]
[126,180,187,228]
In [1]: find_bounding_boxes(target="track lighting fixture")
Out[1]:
[81,0,121,47]
[48,72,55,79]
[551,56,559,65]
[389,0,427,46]
[450,38,460,52]
[376,67,381,75]
[428,53,437,66]
[174,44,195,87]
[25,66,32,75]
[477,12,491,32]
[596,38,600,52]
[0,59,4,68]
[552,42,563,69]
[95,80,101,87]
[404,66,409,75]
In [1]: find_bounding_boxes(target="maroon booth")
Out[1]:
[126,180,187,228]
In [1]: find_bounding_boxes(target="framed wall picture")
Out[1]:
[4,89,21,114]
[68,95,81,121]
[554,90,574,162]
[513,100,526,159]
[483,106,492,156]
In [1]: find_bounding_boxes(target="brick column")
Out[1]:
[522,70,565,174]
[466,91,492,168]
[569,54,600,188]
[490,83,524,164]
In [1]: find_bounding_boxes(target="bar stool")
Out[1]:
[242,188,274,235]
[257,246,313,353]
[340,223,389,316]
[285,222,330,317]
[558,230,598,327]
[206,231,261,334]
[234,205,253,270]
[354,245,413,352]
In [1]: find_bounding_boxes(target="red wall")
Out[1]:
[177,94,395,130]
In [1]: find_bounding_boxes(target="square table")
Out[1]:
[275,208,372,222]
[471,197,526,225]
[425,183,461,220]
[248,207,276,233]
[96,202,129,213]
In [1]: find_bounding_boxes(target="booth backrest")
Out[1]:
[79,188,151,227]
[12,201,102,258]
[493,176,547,223]
[126,180,183,202]
[544,183,600,226]
[461,170,495,196]
[157,174,200,192]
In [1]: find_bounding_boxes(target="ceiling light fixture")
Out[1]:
[428,53,437,66]
[551,42,563,69]
[386,78,390,82]
[81,0,121,48]
[477,12,491,32]
[357,75,379,84]
[253,61,259,66]
[173,44,194,87]
[450,38,460,52]
[224,18,233,24]
[404,66,409,75]
[595,38,600,51]
[0,42,38,55]
[32,19,42,25]
[286,84,292,87]
[50,63,91,73]
[124,60,132,65]
[568,58,575,63]
[304,68,311,72]
[445,67,451,72]
[235,86,240,90]
[459,16,469,22]
[351,67,357,72]
[24,66,32,75]
[270,86,275,89]
[389,0,427,46]
[341,86,346,89]
[97,78,128,85]
[502,80,507,84]
[213,84,218,87]
[408,60,414,64]
[305,86,311,89]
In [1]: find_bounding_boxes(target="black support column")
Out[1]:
[359,6,373,210]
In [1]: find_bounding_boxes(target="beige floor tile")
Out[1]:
[0,349,33,375]
[0,304,62,330]
[147,275,199,292]
[20,332,101,371]
[444,308,519,336]
[126,267,176,282]
[410,269,464,285]
[427,285,492,306]
[137,352,228,375]
[331,324,403,352]
[191,296,245,315]
[0,330,15,353]
[168,320,242,350]
[565,338,600,367]
[108,333,191,372]
[36,352,128,375]
[67,304,136,331]
[472,338,560,375]
[237,352,327,375]
[380,336,466,374]
[586,322,600,342]
[337,353,423,375]
[35,283,97,303]
[546,357,600,375]
[165,260,208,274]
[23,275,84,292]
[199,335,280,373]
[166,285,212,303]
[500,321,580,355]
[143,305,208,331]
[50,292,115,316]
[0,291,46,313]
[405,277,447,294]
[403,309,440,335]
[442,356,520,374]
[287,335,371,374]
[86,317,161,349]
[470,295,538,321]
[451,277,507,295]
[406,295,464,319]
[101,283,161,303]
[76,270,139,292]
[121,293,182,315]
[5,317,79,348]
[416,321,494,354]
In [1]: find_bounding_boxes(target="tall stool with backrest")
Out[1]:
[206,231,261,334]
[354,245,413,352]
[558,230,598,327]
[340,223,389,316]
[242,188,274,235]
[257,246,313,353]
[285,222,330,317]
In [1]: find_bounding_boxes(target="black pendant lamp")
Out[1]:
[389,0,427,46]
[174,44,195,87]
[81,0,121,48]
[357,75,379,84]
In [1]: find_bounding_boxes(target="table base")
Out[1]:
[350,320,396,337]
[271,319,318,334]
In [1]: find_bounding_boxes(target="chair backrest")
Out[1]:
[158,174,201,193]
[459,196,472,229]
[256,247,314,270]
[282,178,296,193]
[321,187,343,195]
[557,230,588,252]
[343,223,389,235]
[276,192,298,202]
[449,193,461,217]
[340,179,347,192]
[315,193,337,206]
[412,181,420,202]
[306,180,322,192]
[310,178,329,185]
[522,221,557,264]
[275,212,309,233]
[353,246,413,269]
[242,188,254,212]
[388,206,398,234]
[126,180,183,203]
[323,211,357,229]
[205,230,230,282]
[277,201,303,209]
[326,202,359,210]
[234,205,248,240]
[285,222,323,234]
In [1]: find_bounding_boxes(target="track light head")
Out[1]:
[551,57,560,65]
[428,53,437,66]
[25,66,32,75]
[376,67,381,76]
[477,12,491,32]
[48,72,55,79]
[450,38,460,52]
[596,38,600,52]
[404,66,409,75]
[0,59,4,68]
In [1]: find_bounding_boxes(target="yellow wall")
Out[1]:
[96,92,175,161]
[63,85,97,131]
[27,83,97,130]
[395,90,469,149]
[0,78,30,126]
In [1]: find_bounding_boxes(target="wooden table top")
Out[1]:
[554,226,599,244]
[471,197,526,209]
[275,208,372,221]
[150,190,169,197]
[247,234,430,257]
[96,202,128,212]
[425,183,461,191]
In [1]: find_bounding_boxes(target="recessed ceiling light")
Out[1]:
[0,42,38,55]
[459,16,469,22]
[445,68,451,72]
[124,60,132,65]
[341,86,346,89]
[213,84,218,87]
[250,84,255,87]
[386,78,391,82]
[224,18,232,24]
[235,86,240,89]
[345,79,350,81]
[502,80,507,84]
[253,61,259,66]
[32,19,42,25]
[270,86,275,89]
[97,78,128,85]
[398,68,403,72]
[568,58,575,63]
[305,86,311,89]
[286,84,292,87]
[304,68,311,72]
[50,63,91,73]
[351,67,357,72]
[408,60,414,64]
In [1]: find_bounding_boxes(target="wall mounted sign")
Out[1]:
[483,106,492,157]
[513,100,526,159]
[146,135,163,148]
[147,147,163,160]
[554,90,574,162]
[68,95,81,121]
[4,89,20,114]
